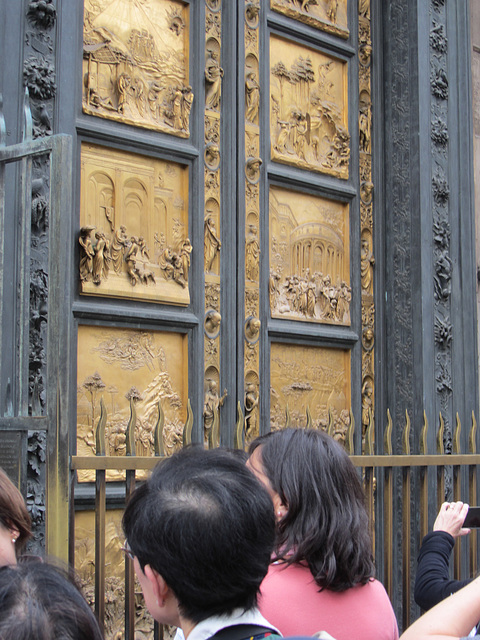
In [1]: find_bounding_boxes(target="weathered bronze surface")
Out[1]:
[83,0,192,137]
[76,325,187,481]
[270,35,349,178]
[79,144,190,305]
[269,187,350,324]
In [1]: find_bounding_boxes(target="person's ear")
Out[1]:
[273,494,288,520]
[144,565,170,607]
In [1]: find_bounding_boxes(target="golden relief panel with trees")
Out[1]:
[79,143,191,305]
[76,325,187,481]
[271,0,349,39]
[269,187,350,325]
[83,0,192,137]
[270,35,349,179]
[270,343,351,442]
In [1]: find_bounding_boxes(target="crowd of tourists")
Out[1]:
[0,429,478,640]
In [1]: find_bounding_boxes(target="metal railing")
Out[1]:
[71,403,480,637]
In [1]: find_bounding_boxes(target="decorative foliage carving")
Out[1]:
[27,0,56,29]
[23,57,56,100]
[431,116,449,146]
[430,65,449,99]
[432,172,450,204]
[430,23,447,53]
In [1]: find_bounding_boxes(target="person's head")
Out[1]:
[248,428,375,592]
[0,469,31,566]
[0,561,103,640]
[122,446,275,627]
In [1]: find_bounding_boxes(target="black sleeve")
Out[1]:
[414,530,471,611]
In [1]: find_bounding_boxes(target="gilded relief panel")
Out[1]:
[75,510,177,640]
[270,36,349,179]
[271,0,349,39]
[269,187,350,325]
[79,144,190,305]
[270,343,351,440]
[83,0,192,137]
[76,325,187,480]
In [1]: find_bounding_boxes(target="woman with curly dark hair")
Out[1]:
[247,428,398,640]
[0,468,31,566]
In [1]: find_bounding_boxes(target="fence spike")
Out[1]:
[95,397,107,456]
[182,399,193,447]
[419,411,428,455]
[345,409,355,455]
[285,404,291,428]
[23,87,33,142]
[0,93,6,148]
[126,396,136,456]
[384,409,393,455]
[436,412,445,454]
[234,401,244,450]
[402,409,411,455]
[327,407,334,437]
[365,408,374,454]
[154,400,165,456]
[453,413,461,454]
[469,411,477,454]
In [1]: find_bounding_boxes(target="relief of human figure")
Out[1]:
[125,236,140,285]
[205,49,224,110]
[175,238,193,287]
[326,0,338,22]
[245,224,260,282]
[245,71,260,123]
[111,225,128,273]
[204,215,221,272]
[79,225,95,282]
[203,380,227,444]
[244,382,259,439]
[117,73,131,114]
[360,237,375,293]
[181,85,194,131]
[92,231,111,285]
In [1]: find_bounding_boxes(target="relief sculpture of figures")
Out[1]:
[270,0,348,37]
[244,382,259,441]
[82,0,192,137]
[203,380,227,444]
[245,71,260,123]
[79,225,95,282]
[204,214,221,273]
[80,145,190,306]
[270,38,349,178]
[245,224,260,282]
[205,49,224,111]
[360,237,375,294]
[269,189,350,325]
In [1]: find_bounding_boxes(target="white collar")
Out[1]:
[177,608,279,640]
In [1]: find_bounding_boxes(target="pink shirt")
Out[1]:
[259,562,399,640]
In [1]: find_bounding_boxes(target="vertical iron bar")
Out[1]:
[95,469,106,627]
[125,470,136,640]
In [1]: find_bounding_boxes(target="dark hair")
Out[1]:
[249,428,375,592]
[0,468,31,554]
[122,446,275,624]
[0,561,104,640]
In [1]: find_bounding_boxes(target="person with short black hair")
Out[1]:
[122,446,279,640]
[0,560,104,640]
[247,428,398,640]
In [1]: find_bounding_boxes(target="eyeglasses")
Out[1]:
[121,540,135,561]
